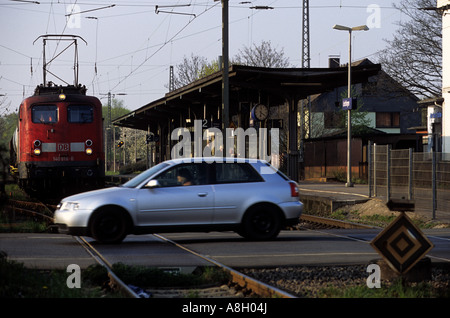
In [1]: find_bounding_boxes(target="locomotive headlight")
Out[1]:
[33,148,41,155]
[33,140,41,147]
[59,94,66,100]
[85,139,93,147]
[85,148,93,155]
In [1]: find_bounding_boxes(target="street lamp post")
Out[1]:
[333,24,369,187]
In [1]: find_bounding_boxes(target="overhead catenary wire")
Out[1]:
[109,1,219,92]
[0,0,405,112]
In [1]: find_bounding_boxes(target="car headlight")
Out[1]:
[58,202,80,211]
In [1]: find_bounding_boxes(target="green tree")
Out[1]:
[102,99,131,171]
[0,112,18,196]
[0,112,18,151]
[198,59,220,78]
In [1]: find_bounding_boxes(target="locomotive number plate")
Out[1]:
[57,143,70,151]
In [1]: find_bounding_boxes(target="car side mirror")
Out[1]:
[145,179,160,189]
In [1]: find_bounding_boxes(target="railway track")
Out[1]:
[299,214,377,230]
[2,197,377,298]
[1,199,56,232]
[74,236,143,298]
[74,234,295,298]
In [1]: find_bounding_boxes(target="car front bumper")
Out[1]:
[54,209,92,235]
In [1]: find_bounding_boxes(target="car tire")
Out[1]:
[240,205,281,240]
[90,208,128,244]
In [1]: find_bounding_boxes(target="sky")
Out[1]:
[0,0,409,115]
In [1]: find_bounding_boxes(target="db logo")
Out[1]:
[58,143,69,151]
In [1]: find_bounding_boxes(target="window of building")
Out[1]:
[32,105,58,124]
[376,112,400,128]
[324,111,343,128]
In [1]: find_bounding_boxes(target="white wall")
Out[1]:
[438,1,450,152]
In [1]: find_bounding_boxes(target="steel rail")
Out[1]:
[153,233,297,298]
[74,236,140,298]
[300,214,376,229]
[2,203,54,223]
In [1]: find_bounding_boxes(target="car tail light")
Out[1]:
[289,181,299,197]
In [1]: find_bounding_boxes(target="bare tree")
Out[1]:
[233,40,291,68]
[172,41,290,89]
[172,54,208,88]
[378,0,442,98]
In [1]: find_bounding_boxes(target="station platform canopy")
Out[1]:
[113,63,381,132]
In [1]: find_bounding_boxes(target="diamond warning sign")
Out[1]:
[370,212,433,274]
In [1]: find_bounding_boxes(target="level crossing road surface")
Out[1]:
[161,228,450,267]
[1,228,449,270]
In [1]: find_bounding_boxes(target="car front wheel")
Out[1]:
[90,208,128,244]
[240,205,281,240]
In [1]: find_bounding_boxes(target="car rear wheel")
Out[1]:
[240,205,281,240]
[90,208,128,244]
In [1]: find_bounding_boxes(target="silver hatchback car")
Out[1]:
[54,158,303,243]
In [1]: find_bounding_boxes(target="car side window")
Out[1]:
[154,163,207,187]
[215,163,263,184]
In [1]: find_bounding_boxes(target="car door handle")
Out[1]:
[197,192,208,197]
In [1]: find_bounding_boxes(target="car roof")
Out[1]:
[167,157,269,165]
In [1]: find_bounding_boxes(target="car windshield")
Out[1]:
[121,162,170,188]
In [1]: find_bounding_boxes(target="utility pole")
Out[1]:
[299,0,310,179]
[108,92,112,171]
[169,65,175,92]
[216,0,229,131]
[301,0,310,69]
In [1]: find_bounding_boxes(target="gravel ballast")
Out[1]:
[241,264,450,297]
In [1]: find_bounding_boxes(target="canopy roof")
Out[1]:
[113,63,381,131]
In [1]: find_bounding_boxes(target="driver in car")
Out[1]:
[177,168,193,186]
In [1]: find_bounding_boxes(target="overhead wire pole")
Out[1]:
[215,0,230,132]
[299,0,310,179]
[301,0,310,69]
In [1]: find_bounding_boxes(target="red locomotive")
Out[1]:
[10,84,105,198]
[9,35,105,198]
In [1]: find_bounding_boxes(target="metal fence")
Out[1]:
[368,143,450,220]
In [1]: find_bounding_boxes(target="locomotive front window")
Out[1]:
[32,105,58,124]
[68,105,93,123]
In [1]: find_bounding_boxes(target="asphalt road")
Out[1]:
[1,228,449,270]
[162,228,450,268]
